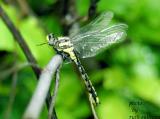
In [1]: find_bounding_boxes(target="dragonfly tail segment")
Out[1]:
[73,51,99,106]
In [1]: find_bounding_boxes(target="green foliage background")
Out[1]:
[0,0,160,119]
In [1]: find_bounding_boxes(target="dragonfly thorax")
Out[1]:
[47,33,76,60]
[56,37,76,60]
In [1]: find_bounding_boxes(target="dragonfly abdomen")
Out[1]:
[73,54,99,105]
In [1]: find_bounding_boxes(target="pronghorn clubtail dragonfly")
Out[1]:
[46,12,127,105]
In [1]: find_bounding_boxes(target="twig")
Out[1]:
[88,0,99,18]
[16,0,32,16]
[0,5,57,119]
[0,5,40,77]
[59,0,78,35]
[87,1,100,118]
[89,95,99,119]
[23,55,63,119]
[3,62,40,118]
[4,72,18,119]
[48,66,61,119]
[0,62,41,81]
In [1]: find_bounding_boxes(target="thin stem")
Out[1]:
[0,5,40,77]
[16,0,32,16]
[23,55,63,119]
[4,72,18,119]
[89,94,99,119]
[0,5,57,119]
[88,0,99,18]
[48,66,61,119]
[0,63,40,81]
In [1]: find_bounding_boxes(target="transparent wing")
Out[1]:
[70,11,114,40]
[70,12,128,58]
[72,24,127,58]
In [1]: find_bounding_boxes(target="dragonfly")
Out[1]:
[47,11,128,105]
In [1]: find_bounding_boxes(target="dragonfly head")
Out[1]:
[47,33,58,46]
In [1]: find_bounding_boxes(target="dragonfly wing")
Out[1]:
[71,23,128,58]
[70,11,114,40]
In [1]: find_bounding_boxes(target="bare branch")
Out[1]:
[4,72,18,119]
[0,62,40,81]
[89,95,99,119]
[16,0,32,16]
[0,5,40,76]
[88,0,99,18]
[23,55,63,119]
[0,5,57,119]
[48,66,61,119]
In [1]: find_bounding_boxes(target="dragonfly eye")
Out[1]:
[47,33,57,46]
[47,33,54,40]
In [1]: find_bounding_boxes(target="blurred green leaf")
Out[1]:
[103,67,127,90]
[130,78,160,107]
[98,95,131,119]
